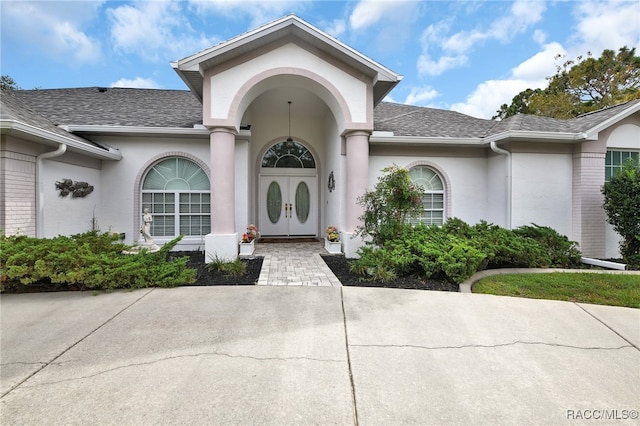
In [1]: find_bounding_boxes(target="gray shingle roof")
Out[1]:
[1,88,103,148]
[374,102,498,137]
[13,87,203,128]
[8,87,639,140]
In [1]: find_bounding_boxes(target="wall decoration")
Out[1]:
[328,171,335,192]
[55,179,94,198]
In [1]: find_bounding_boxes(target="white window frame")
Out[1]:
[408,165,446,226]
[141,157,211,238]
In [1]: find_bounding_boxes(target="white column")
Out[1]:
[343,130,370,258]
[205,127,238,262]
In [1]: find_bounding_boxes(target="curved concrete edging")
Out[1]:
[460,268,640,293]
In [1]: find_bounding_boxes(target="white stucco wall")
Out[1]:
[511,152,573,236]
[367,152,488,225]
[208,43,368,125]
[94,136,210,248]
[322,113,343,233]
[486,152,508,227]
[41,158,102,237]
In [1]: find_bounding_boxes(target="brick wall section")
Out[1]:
[572,152,606,257]
[0,151,37,236]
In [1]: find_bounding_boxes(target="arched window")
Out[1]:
[141,158,210,237]
[408,166,445,226]
[261,141,316,168]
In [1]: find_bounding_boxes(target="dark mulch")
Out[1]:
[172,251,263,286]
[320,254,459,292]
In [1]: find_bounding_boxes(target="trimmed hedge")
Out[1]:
[351,219,582,284]
[1,231,195,292]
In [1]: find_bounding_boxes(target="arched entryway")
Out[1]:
[259,141,318,236]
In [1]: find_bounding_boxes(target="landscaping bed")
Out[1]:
[321,254,459,292]
[172,251,263,286]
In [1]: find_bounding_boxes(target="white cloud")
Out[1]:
[570,0,640,55]
[348,0,422,52]
[349,0,397,31]
[110,77,160,89]
[404,86,439,106]
[451,42,566,119]
[323,19,347,38]
[532,29,547,45]
[107,1,219,62]
[418,0,546,76]
[188,0,304,28]
[451,79,532,119]
[0,1,103,63]
[511,42,565,81]
[417,54,468,76]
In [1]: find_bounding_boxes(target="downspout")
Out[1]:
[490,141,512,229]
[36,144,67,237]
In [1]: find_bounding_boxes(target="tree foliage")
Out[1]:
[494,47,640,120]
[0,75,20,90]
[602,158,640,267]
[355,165,424,247]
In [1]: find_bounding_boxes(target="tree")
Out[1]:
[494,47,640,120]
[493,88,542,119]
[0,75,20,90]
[602,158,640,267]
[355,165,424,247]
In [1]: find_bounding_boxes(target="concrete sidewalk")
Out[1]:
[1,287,638,425]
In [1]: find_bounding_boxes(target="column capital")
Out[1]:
[342,129,371,139]
[206,126,237,136]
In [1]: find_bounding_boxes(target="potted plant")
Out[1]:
[324,226,341,254]
[239,224,259,255]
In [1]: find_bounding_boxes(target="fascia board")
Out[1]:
[62,124,210,137]
[370,130,587,147]
[369,135,485,146]
[62,125,252,139]
[1,120,122,160]
[486,130,586,143]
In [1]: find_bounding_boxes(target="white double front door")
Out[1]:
[259,174,317,236]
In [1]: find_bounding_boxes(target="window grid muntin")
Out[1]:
[142,190,211,237]
[141,158,210,237]
[409,166,445,226]
[262,142,316,168]
[605,150,639,181]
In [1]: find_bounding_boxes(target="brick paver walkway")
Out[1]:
[252,241,342,286]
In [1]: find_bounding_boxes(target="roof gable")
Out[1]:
[171,14,402,104]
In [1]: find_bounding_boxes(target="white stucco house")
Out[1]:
[1,15,639,261]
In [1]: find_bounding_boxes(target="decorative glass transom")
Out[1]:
[262,142,316,168]
[143,158,210,190]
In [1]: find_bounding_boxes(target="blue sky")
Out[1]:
[1,0,639,119]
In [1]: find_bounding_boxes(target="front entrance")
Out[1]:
[258,141,318,237]
[259,175,317,236]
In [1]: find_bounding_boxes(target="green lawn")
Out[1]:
[473,273,640,308]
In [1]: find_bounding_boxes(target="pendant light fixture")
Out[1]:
[286,100,294,148]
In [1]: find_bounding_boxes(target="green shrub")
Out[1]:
[602,158,640,263]
[1,231,195,292]
[355,165,424,247]
[513,224,581,267]
[351,219,582,284]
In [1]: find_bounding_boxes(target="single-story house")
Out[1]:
[1,15,639,260]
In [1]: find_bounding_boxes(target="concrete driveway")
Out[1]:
[1,287,638,425]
